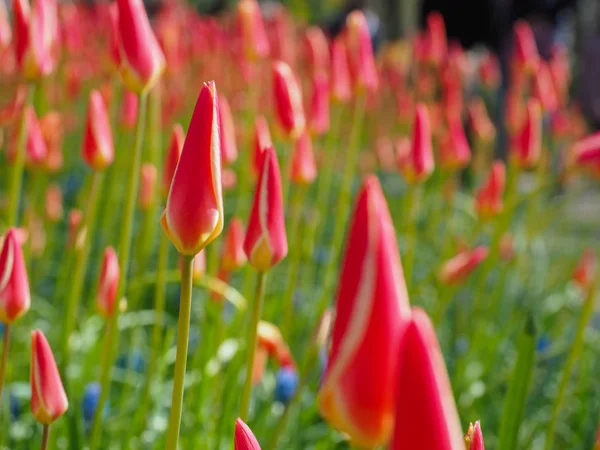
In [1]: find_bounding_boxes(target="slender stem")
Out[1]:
[0,325,11,405]
[7,84,36,226]
[239,271,267,421]
[403,185,421,293]
[165,254,195,450]
[40,424,50,450]
[88,91,148,450]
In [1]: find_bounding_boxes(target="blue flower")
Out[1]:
[82,382,108,425]
[536,335,551,354]
[9,392,20,421]
[116,351,146,373]
[274,367,299,405]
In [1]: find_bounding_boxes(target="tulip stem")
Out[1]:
[7,83,36,226]
[403,184,422,293]
[40,425,50,450]
[88,91,148,450]
[0,324,10,406]
[165,254,195,450]
[239,271,267,421]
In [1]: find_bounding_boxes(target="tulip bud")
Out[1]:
[108,3,120,69]
[309,71,330,136]
[218,95,237,166]
[570,132,600,169]
[44,184,62,223]
[533,62,558,113]
[439,116,471,171]
[83,90,114,170]
[116,0,165,93]
[96,247,120,319]
[30,330,68,425]
[475,161,505,220]
[549,44,570,106]
[252,116,272,176]
[235,418,261,450]
[513,20,539,74]
[39,112,63,173]
[425,12,447,67]
[0,0,11,50]
[511,99,542,170]
[330,37,351,103]
[468,98,496,143]
[236,0,269,61]
[304,26,329,75]
[439,246,489,285]
[465,421,485,450]
[257,321,294,367]
[244,147,287,272]
[399,104,434,183]
[162,123,184,199]
[319,176,410,447]
[137,163,157,211]
[272,61,305,140]
[221,217,247,272]
[392,309,462,449]
[120,89,138,129]
[0,229,30,323]
[291,131,317,186]
[9,106,48,168]
[345,10,378,92]
[0,86,27,126]
[479,51,500,90]
[572,248,596,293]
[161,81,224,256]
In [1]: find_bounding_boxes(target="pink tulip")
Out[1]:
[571,132,600,168]
[252,116,272,176]
[96,247,120,319]
[107,3,120,69]
[161,81,224,256]
[319,176,410,447]
[439,116,471,171]
[0,229,30,324]
[44,184,63,223]
[479,51,501,90]
[439,246,489,285]
[465,421,485,450]
[424,12,447,67]
[303,26,329,75]
[139,162,157,211]
[235,418,261,450]
[8,106,48,168]
[272,60,305,139]
[513,20,539,74]
[0,86,27,126]
[511,99,542,170]
[345,10,378,92]
[162,123,185,199]
[468,98,496,143]
[330,37,351,103]
[82,90,114,170]
[309,70,330,136]
[475,161,505,220]
[399,104,434,183]
[218,95,237,166]
[391,308,463,449]
[533,62,558,113]
[243,147,287,272]
[221,218,247,272]
[236,0,269,61]
[30,330,68,424]
[291,131,317,185]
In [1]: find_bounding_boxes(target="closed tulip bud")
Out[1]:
[391,308,463,449]
[236,0,269,61]
[425,12,447,67]
[139,163,157,210]
[291,131,317,185]
[304,26,329,75]
[319,176,411,447]
[44,184,62,223]
[346,10,378,93]
[252,116,272,177]
[0,0,11,50]
[39,112,63,173]
[309,71,330,136]
[120,89,138,129]
[162,124,184,199]
[96,247,120,319]
[571,132,600,168]
[83,90,114,170]
[399,104,434,183]
[468,98,496,143]
[572,248,596,292]
[9,106,48,168]
[475,161,505,220]
[533,62,558,113]
[513,20,539,74]
[330,37,352,103]
[479,51,501,90]
[257,321,294,367]
[161,81,224,256]
[235,418,262,450]
[440,116,471,171]
[30,330,68,425]
[0,86,27,126]
[221,218,247,272]
[272,61,305,140]
[511,99,542,170]
[465,421,485,450]
[108,3,120,69]
[0,229,30,323]
[218,95,237,166]
[549,44,570,105]
[439,246,489,285]
[116,0,165,93]
[244,147,287,272]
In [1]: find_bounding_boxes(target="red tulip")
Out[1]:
[107,3,120,69]
[257,321,294,367]
[0,86,27,126]
[465,421,485,450]
[252,115,272,176]
[511,99,542,170]
[44,184,62,223]
[309,70,330,136]
[391,308,463,449]
[218,95,237,166]
[161,81,224,256]
[479,51,501,90]
[319,176,411,447]
[96,247,120,319]
[39,111,63,173]
[236,0,269,61]
[82,90,114,170]
[572,248,596,292]
[475,161,505,220]
[235,418,261,450]
[291,131,317,186]
[439,246,489,285]
[424,12,447,67]
[116,0,165,93]
[345,10,378,92]
[243,147,287,272]
[139,162,157,210]
[513,20,539,74]
[439,115,471,171]
[0,229,30,324]
[330,37,351,103]
[267,6,294,65]
[549,43,570,106]
[30,330,68,424]
[304,26,329,75]
[9,106,48,167]
[533,62,558,113]
[272,60,305,139]
[120,89,138,129]
[468,98,496,143]
[0,0,11,50]
[571,132,600,168]
[162,124,184,199]
[221,217,247,272]
[398,104,434,183]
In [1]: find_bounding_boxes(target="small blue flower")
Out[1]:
[9,392,20,421]
[116,352,146,373]
[274,367,299,405]
[82,382,108,425]
[536,335,551,353]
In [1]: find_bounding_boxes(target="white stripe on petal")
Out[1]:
[258,151,272,256]
[0,239,14,292]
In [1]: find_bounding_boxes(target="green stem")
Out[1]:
[165,254,195,449]
[403,185,421,293]
[0,325,10,405]
[40,424,50,450]
[88,91,148,450]
[7,84,36,226]
[239,271,267,421]
[62,171,104,374]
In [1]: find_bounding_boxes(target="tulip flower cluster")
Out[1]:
[0,1,598,449]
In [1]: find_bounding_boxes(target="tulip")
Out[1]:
[425,11,447,67]
[8,106,48,168]
[267,6,294,65]
[319,176,411,447]
[398,104,434,183]
[82,90,114,170]
[572,248,596,292]
[0,229,30,324]
[439,246,489,285]
[330,37,351,103]
[465,421,485,450]
[30,330,68,427]
[235,418,262,450]
[303,26,329,75]
[0,0,11,50]
[120,89,138,129]
[218,95,237,166]
[236,0,269,60]
[244,146,288,272]
[39,112,63,173]
[511,99,542,170]
[499,233,516,262]
[107,3,120,69]
[44,184,62,223]
[161,81,224,256]
[139,163,157,211]
[257,321,294,367]
[533,62,558,113]
[67,209,82,248]
[345,10,378,92]
[309,71,330,136]
[439,115,471,171]
[479,51,501,90]
[96,247,120,320]
[252,116,272,176]
[549,44,570,106]
[468,98,496,143]
[513,20,539,74]
[391,308,463,449]
[251,346,268,385]
[272,61,305,139]
[221,218,247,272]
[475,161,505,220]
[162,123,185,198]
[571,132,600,168]
[291,131,317,186]
[116,0,165,93]
[0,86,27,126]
